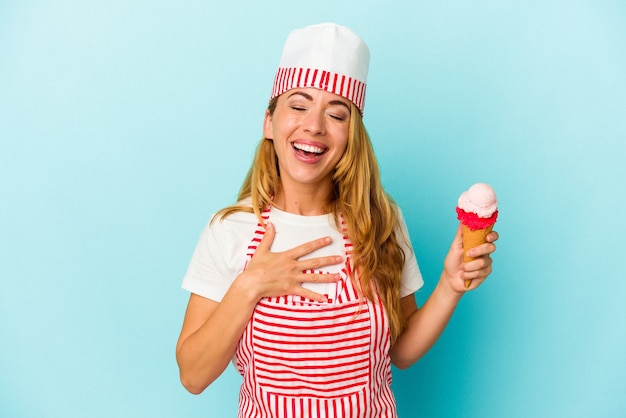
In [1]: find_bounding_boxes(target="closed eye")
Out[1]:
[329,113,346,121]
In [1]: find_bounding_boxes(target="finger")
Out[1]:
[487,230,499,242]
[451,224,463,250]
[462,256,493,278]
[287,236,334,259]
[463,255,493,272]
[463,264,492,280]
[255,222,276,254]
[463,277,484,291]
[299,272,342,283]
[292,287,330,303]
[466,242,496,259]
[445,225,464,263]
[299,255,343,271]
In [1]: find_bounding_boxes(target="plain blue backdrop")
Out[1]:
[1,1,625,417]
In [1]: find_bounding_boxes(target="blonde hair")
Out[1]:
[217,98,408,343]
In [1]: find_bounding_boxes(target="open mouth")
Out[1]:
[292,142,327,158]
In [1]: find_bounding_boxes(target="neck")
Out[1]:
[273,182,333,216]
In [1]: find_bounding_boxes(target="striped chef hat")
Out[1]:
[270,23,370,114]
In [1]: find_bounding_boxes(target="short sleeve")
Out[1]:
[396,208,424,297]
[181,214,253,302]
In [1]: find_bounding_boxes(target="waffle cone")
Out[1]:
[461,224,493,289]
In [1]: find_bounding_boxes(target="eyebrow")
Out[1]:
[287,91,351,111]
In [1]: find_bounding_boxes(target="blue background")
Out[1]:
[1,1,625,417]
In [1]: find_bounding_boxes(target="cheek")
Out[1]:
[335,129,350,154]
[338,141,348,158]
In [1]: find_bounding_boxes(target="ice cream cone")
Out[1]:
[461,224,493,289]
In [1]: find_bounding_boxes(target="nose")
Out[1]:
[302,109,325,135]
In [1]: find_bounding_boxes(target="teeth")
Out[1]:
[293,143,324,154]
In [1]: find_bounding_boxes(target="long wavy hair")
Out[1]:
[216,97,408,343]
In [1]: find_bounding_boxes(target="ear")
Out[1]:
[263,109,273,140]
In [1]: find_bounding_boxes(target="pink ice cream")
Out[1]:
[456,183,498,230]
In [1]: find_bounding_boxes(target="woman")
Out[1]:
[176,23,498,417]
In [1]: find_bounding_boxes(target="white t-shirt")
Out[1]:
[182,202,423,301]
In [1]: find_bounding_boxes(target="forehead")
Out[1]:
[282,88,351,107]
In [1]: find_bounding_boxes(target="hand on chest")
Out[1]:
[269,218,348,297]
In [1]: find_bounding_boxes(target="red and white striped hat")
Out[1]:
[270,23,370,114]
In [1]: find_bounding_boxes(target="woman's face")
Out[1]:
[264,88,351,193]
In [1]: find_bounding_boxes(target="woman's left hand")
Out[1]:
[390,225,499,368]
[442,225,499,292]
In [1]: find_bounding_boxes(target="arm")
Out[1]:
[390,225,498,369]
[175,222,342,394]
[175,284,258,394]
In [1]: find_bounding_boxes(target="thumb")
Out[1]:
[445,224,464,268]
[256,221,276,254]
[443,224,465,276]
[451,224,463,253]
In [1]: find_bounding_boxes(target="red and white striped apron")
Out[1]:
[234,208,397,417]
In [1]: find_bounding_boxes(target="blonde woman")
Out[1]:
[176,23,498,418]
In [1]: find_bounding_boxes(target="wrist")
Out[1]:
[436,273,464,302]
[230,272,262,306]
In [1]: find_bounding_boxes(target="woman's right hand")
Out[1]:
[236,222,342,303]
[177,221,343,394]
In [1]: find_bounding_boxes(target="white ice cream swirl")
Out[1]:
[457,183,498,218]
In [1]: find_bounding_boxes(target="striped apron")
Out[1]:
[234,208,397,417]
